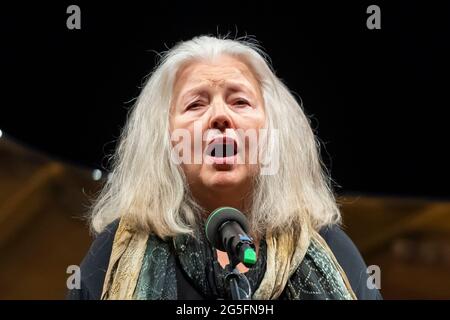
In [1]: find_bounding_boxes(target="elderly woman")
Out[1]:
[68,36,382,300]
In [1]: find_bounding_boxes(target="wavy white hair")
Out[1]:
[90,35,341,238]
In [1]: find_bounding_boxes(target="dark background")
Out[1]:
[1,1,449,198]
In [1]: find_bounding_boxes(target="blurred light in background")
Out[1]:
[91,169,102,181]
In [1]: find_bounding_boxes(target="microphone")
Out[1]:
[205,207,257,268]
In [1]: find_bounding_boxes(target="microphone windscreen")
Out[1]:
[205,207,249,250]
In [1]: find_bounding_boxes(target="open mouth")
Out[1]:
[206,136,238,158]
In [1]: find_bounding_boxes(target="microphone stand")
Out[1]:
[223,252,252,300]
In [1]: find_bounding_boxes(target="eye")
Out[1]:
[233,98,251,108]
[186,101,204,110]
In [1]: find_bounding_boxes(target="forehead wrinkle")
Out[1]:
[196,67,244,87]
[206,78,225,88]
[174,57,262,105]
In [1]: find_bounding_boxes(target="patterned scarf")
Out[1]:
[101,216,356,300]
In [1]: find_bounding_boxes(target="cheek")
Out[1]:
[242,103,266,129]
[181,163,204,185]
[256,104,267,127]
[169,113,184,132]
[256,113,266,129]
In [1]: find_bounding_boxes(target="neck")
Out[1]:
[190,181,262,242]
[190,184,253,219]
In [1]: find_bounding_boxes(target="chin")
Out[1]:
[204,170,246,189]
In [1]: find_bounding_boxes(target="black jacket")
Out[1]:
[67,221,382,300]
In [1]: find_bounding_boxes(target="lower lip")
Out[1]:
[204,154,238,166]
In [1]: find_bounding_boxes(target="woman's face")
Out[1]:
[170,55,266,197]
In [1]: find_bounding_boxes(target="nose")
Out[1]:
[208,102,234,132]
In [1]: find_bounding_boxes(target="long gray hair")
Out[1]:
[90,35,341,238]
